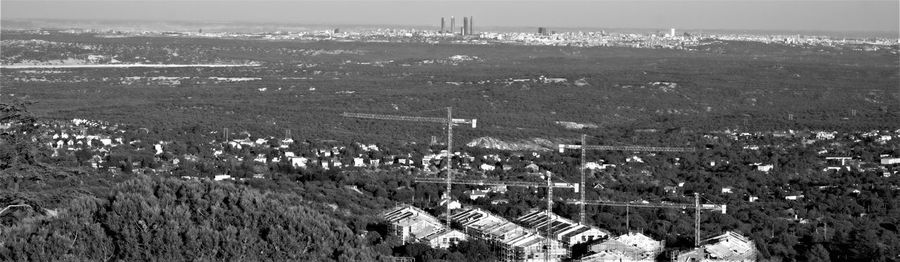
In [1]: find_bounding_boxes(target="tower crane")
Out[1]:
[567,193,726,247]
[558,134,696,225]
[415,174,578,262]
[342,108,476,227]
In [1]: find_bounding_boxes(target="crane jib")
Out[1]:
[341,112,476,128]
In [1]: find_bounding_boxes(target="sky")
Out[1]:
[2,0,898,33]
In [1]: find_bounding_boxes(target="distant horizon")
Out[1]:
[2,1,897,34]
[3,18,898,39]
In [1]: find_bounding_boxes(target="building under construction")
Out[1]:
[515,209,609,246]
[382,205,469,249]
[452,207,568,262]
[675,231,757,262]
[582,232,664,262]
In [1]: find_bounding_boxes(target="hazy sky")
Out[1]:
[2,0,898,32]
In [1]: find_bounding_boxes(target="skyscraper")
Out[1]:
[463,17,468,35]
[451,16,455,35]
[469,16,474,35]
[441,17,445,33]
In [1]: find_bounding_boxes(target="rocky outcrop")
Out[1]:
[466,136,558,151]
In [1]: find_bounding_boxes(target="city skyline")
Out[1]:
[2,0,898,33]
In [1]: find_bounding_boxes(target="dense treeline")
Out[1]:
[3,103,383,260]
[0,176,385,261]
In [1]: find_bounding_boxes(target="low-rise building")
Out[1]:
[382,205,468,249]
[452,207,567,262]
[516,210,609,246]
[675,231,756,262]
[756,164,774,173]
[881,156,900,165]
[290,157,309,168]
[585,232,663,262]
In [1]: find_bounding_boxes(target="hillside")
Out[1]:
[0,175,383,261]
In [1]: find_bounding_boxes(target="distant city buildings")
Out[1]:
[537,27,551,36]
[47,26,897,53]
[441,15,475,35]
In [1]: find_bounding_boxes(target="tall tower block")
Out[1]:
[469,16,474,34]
[463,17,468,35]
[441,17,445,33]
[451,16,455,35]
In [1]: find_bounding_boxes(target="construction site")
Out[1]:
[360,108,758,261]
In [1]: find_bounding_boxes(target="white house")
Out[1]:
[785,195,804,201]
[816,131,836,140]
[584,162,603,170]
[290,157,309,168]
[757,164,774,173]
[253,154,267,163]
[881,157,900,165]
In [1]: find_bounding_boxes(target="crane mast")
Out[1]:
[545,172,553,262]
[342,107,476,228]
[445,108,453,229]
[580,134,587,227]
[559,135,695,225]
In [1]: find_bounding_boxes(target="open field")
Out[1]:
[2,31,898,146]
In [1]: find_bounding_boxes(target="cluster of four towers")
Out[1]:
[440,16,474,35]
